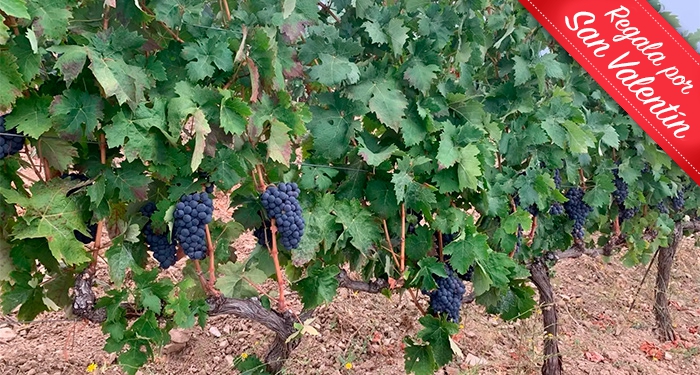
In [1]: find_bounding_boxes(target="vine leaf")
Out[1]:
[414,257,448,291]
[443,234,489,275]
[291,263,339,310]
[39,135,77,171]
[386,18,409,56]
[293,194,340,266]
[366,180,399,218]
[27,0,72,41]
[456,144,482,190]
[9,33,40,82]
[219,91,251,136]
[0,180,90,265]
[104,161,150,203]
[563,120,595,154]
[0,0,31,19]
[334,199,382,254]
[190,108,210,173]
[348,79,408,131]
[0,51,24,112]
[104,99,168,163]
[267,119,292,166]
[181,36,234,81]
[105,236,139,287]
[307,94,364,160]
[50,89,104,137]
[0,239,14,282]
[417,315,459,367]
[403,338,438,375]
[309,53,360,86]
[47,45,87,87]
[404,61,439,94]
[215,262,267,299]
[4,94,53,139]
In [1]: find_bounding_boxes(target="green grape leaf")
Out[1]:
[216,262,267,299]
[47,45,87,87]
[292,263,339,310]
[366,180,399,218]
[103,100,169,163]
[4,94,52,139]
[9,33,40,82]
[404,338,438,375]
[417,315,459,367]
[334,199,382,254]
[309,53,360,86]
[563,121,595,154]
[386,18,409,56]
[268,119,292,166]
[404,61,439,94]
[27,0,72,41]
[1,180,90,265]
[50,89,104,137]
[181,36,234,81]
[512,56,531,86]
[0,51,25,112]
[190,108,210,173]
[104,161,150,203]
[414,257,448,291]
[0,0,30,18]
[348,79,408,131]
[219,92,251,136]
[443,234,489,275]
[456,145,482,190]
[105,237,139,287]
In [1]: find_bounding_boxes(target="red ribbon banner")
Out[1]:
[518,0,700,184]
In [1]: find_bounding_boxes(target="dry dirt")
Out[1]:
[1,188,699,375]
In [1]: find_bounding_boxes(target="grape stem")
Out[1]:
[221,0,231,22]
[381,219,401,270]
[578,168,586,190]
[407,288,426,315]
[23,145,44,182]
[613,216,621,236]
[527,216,538,246]
[400,204,406,273]
[269,219,288,312]
[193,259,217,296]
[88,134,107,274]
[437,231,444,262]
[205,224,217,289]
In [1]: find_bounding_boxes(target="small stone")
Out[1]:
[163,342,186,354]
[219,339,229,348]
[665,352,673,360]
[225,355,234,366]
[0,327,17,342]
[209,326,222,338]
[465,331,477,339]
[223,325,232,334]
[170,329,191,344]
[605,350,619,361]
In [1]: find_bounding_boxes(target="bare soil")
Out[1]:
[1,189,699,375]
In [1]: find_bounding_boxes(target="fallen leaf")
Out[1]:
[584,351,605,363]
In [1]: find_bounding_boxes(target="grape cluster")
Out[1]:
[198,171,214,194]
[514,195,539,216]
[438,234,473,281]
[141,202,177,269]
[612,168,638,222]
[0,116,25,160]
[553,169,562,188]
[253,221,273,248]
[549,169,565,215]
[260,183,305,249]
[657,202,669,214]
[611,168,628,206]
[173,192,213,260]
[672,187,685,211]
[426,265,466,323]
[563,187,592,240]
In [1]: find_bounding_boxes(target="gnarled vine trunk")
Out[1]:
[654,224,682,342]
[529,261,562,375]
